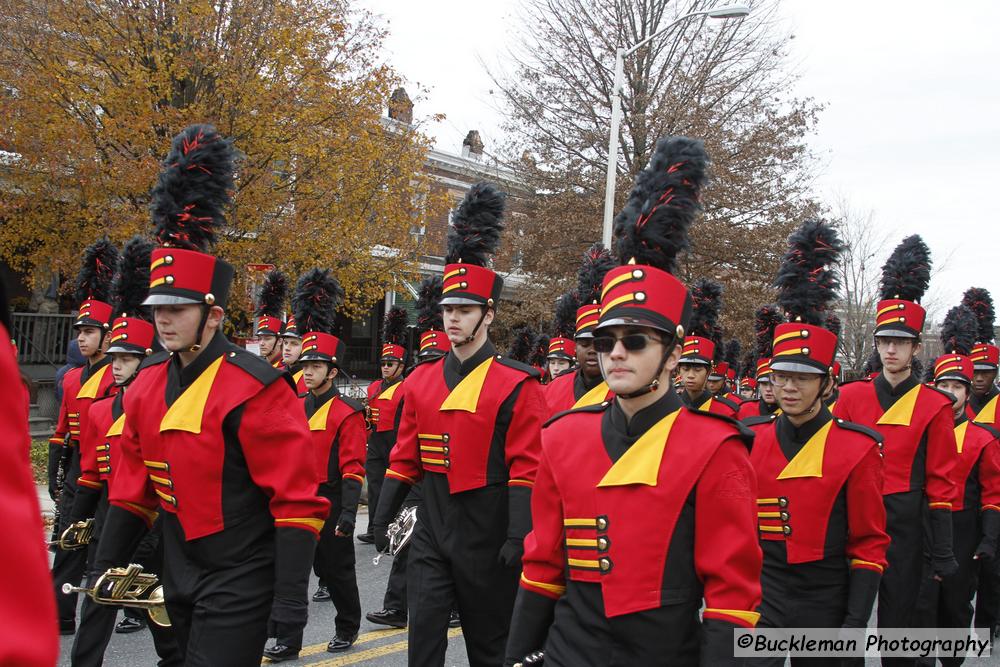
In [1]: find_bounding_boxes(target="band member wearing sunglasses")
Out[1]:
[358,307,409,546]
[833,236,958,666]
[744,221,888,664]
[372,183,546,666]
[506,137,761,667]
[545,244,616,417]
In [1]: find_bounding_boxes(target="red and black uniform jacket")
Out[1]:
[746,409,889,627]
[0,323,59,667]
[366,377,404,432]
[52,356,116,449]
[69,390,122,522]
[283,363,306,395]
[303,384,367,532]
[508,390,762,665]
[833,374,957,506]
[682,389,739,418]
[970,385,1000,426]
[719,389,743,406]
[544,368,612,418]
[377,340,545,547]
[96,332,329,608]
[738,399,779,422]
[949,415,1000,559]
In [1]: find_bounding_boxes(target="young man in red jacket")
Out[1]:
[506,137,761,667]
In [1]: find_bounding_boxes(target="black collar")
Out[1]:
[443,340,496,390]
[82,354,112,383]
[602,390,682,463]
[682,390,712,409]
[760,398,779,415]
[305,383,340,417]
[955,412,968,427]
[164,331,230,407]
[574,368,603,397]
[775,407,832,461]
[874,371,918,412]
[971,385,999,413]
[381,375,403,392]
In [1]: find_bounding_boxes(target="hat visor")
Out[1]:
[874,328,918,339]
[546,352,575,361]
[707,373,724,381]
[934,371,971,385]
[278,332,302,339]
[107,345,146,355]
[143,294,204,306]
[574,332,595,340]
[973,363,998,371]
[439,296,485,306]
[678,358,711,366]
[595,316,673,336]
[768,360,827,374]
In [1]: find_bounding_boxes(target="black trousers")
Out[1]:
[407,479,518,667]
[364,429,394,535]
[70,514,182,667]
[880,491,927,667]
[974,558,1000,639]
[913,510,980,667]
[161,513,275,666]
[277,486,361,650]
[52,448,85,625]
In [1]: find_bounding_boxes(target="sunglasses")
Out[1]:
[592,333,663,354]
[381,361,398,368]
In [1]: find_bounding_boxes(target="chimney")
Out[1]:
[462,130,484,159]
[388,87,413,125]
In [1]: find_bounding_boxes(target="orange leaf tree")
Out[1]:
[0,0,444,325]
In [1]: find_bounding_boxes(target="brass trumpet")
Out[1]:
[63,563,171,627]
[373,505,418,565]
[46,519,95,551]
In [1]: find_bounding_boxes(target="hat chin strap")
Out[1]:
[452,306,489,349]
[601,335,674,400]
[189,305,211,353]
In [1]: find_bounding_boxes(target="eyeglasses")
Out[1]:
[592,333,663,354]
[770,372,822,388]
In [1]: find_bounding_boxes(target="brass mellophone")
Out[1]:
[62,563,171,627]
[373,505,418,565]
[46,519,95,551]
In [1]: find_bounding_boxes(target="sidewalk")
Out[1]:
[37,483,55,517]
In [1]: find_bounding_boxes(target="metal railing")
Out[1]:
[12,312,75,367]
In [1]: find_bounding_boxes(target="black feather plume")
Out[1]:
[383,306,409,345]
[255,270,288,319]
[940,305,977,355]
[110,236,154,318]
[688,279,723,340]
[825,313,842,338]
[754,304,784,358]
[532,334,550,368]
[576,243,615,305]
[613,137,707,273]
[291,269,343,336]
[415,275,444,332]
[740,350,757,379]
[150,125,235,251]
[961,287,995,343]
[880,235,931,302]
[75,238,119,304]
[445,182,505,266]
[774,219,844,325]
[508,325,537,363]
[554,292,579,338]
[724,339,742,367]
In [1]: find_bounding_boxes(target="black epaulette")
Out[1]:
[138,350,170,372]
[924,384,959,403]
[224,344,285,388]
[840,377,873,387]
[543,401,609,428]
[713,394,740,412]
[832,417,883,444]
[971,420,1000,440]
[494,354,542,379]
[684,406,755,449]
[742,414,777,428]
[340,394,365,414]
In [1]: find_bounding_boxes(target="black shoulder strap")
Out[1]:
[685,406,755,448]
[833,417,883,444]
[495,355,542,379]
[543,402,608,429]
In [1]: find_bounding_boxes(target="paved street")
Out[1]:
[54,509,473,667]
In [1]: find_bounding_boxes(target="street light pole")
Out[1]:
[601,4,750,250]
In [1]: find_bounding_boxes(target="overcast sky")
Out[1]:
[361,0,999,320]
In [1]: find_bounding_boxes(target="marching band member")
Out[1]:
[678,279,739,417]
[254,269,288,368]
[373,182,547,666]
[505,136,761,666]
[94,125,328,665]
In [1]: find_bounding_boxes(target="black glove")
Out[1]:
[976,510,1000,560]
[47,441,65,500]
[372,476,411,554]
[929,508,959,578]
[499,538,524,568]
[700,618,746,666]
[337,477,362,535]
[68,485,102,526]
[93,506,149,573]
[842,567,881,627]
[504,588,556,666]
[507,485,533,541]
[268,526,317,635]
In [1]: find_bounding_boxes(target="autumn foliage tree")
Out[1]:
[0,0,444,322]
[490,0,823,345]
